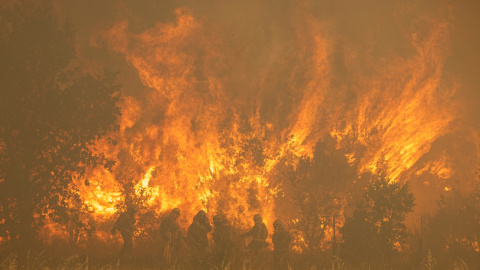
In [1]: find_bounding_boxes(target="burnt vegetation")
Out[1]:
[1,2,479,270]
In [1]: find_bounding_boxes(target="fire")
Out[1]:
[86,8,333,235]
[331,19,457,182]
[81,169,122,216]
[134,166,160,206]
[52,4,460,252]
[415,151,454,180]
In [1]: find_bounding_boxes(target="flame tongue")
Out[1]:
[69,5,460,250]
[331,20,457,181]
[85,9,333,230]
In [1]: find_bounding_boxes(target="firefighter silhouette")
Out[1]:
[159,208,183,264]
[212,213,234,267]
[242,214,268,253]
[111,206,136,255]
[272,219,291,270]
[186,210,212,255]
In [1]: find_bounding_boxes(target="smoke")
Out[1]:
[49,0,480,234]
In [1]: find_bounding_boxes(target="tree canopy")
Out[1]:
[341,174,415,266]
[286,137,356,250]
[0,2,120,251]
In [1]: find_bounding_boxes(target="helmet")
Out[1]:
[194,210,207,221]
[273,219,282,228]
[213,213,227,221]
[171,208,180,215]
[126,205,137,214]
[253,214,262,221]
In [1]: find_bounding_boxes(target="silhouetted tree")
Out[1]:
[287,136,355,250]
[341,174,415,267]
[426,185,480,268]
[0,2,119,252]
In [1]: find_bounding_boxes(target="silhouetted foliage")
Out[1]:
[0,1,120,252]
[426,185,480,269]
[341,174,415,267]
[287,136,355,250]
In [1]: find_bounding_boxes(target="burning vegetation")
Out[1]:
[0,0,479,269]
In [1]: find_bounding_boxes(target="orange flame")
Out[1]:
[61,6,460,252]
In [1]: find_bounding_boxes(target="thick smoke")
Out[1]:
[50,0,480,235]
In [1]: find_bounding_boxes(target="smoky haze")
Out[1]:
[1,0,479,268]
[61,0,478,197]
[48,0,480,228]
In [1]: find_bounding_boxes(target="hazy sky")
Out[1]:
[51,0,479,124]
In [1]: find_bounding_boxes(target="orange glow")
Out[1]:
[40,5,460,252]
[331,20,458,182]
[86,8,333,235]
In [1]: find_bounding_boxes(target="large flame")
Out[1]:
[330,19,457,181]
[61,4,463,251]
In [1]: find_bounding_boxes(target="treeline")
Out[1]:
[285,140,480,269]
[0,0,120,254]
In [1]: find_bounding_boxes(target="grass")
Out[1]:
[0,248,476,270]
